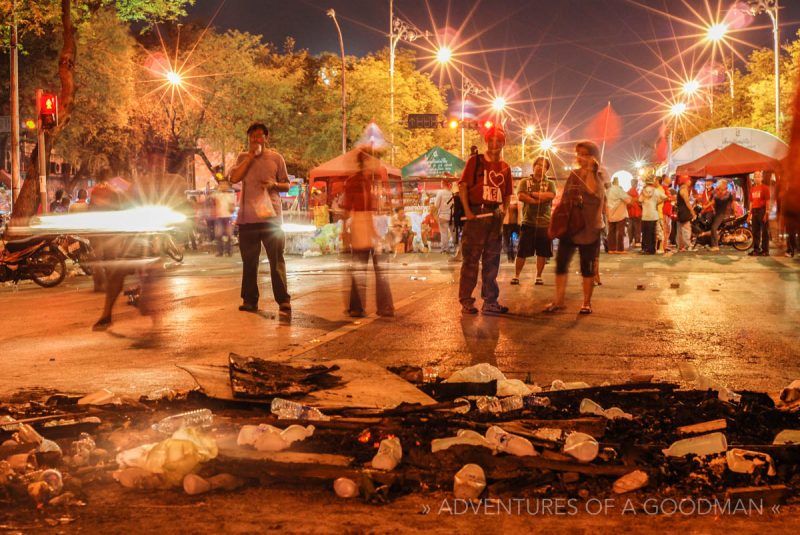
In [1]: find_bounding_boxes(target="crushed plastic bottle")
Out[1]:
[450,398,471,414]
[475,395,523,414]
[446,363,506,383]
[77,388,119,406]
[563,432,599,462]
[496,379,533,397]
[270,398,330,421]
[334,477,359,498]
[25,469,63,504]
[453,464,486,500]
[432,429,494,452]
[579,398,633,420]
[38,438,62,455]
[726,448,776,476]
[71,433,96,466]
[523,395,551,408]
[662,432,728,458]
[152,409,214,434]
[371,437,403,471]
[485,426,537,457]
[550,380,590,391]
[612,470,649,494]
[773,430,800,445]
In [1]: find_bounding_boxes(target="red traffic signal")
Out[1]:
[39,92,58,129]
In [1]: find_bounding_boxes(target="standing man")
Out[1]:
[458,126,513,315]
[512,156,556,285]
[626,178,642,249]
[433,180,453,253]
[749,171,771,256]
[229,123,291,316]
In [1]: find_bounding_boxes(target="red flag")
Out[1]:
[655,122,668,163]
[583,104,622,150]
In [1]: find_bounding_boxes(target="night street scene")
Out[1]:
[2,0,800,532]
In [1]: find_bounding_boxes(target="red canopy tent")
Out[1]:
[675,143,780,177]
[308,148,403,211]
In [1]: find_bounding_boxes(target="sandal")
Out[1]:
[579,304,593,315]
[510,278,520,285]
[542,303,564,313]
[535,277,544,286]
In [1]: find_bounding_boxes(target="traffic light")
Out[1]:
[407,113,440,129]
[39,92,58,129]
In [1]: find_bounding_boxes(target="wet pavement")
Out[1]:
[0,248,798,398]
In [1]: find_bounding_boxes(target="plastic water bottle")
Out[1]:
[334,477,359,498]
[270,398,329,421]
[485,426,537,457]
[563,432,599,462]
[453,464,486,500]
[152,409,213,434]
[524,395,551,408]
[662,432,728,458]
[476,395,523,414]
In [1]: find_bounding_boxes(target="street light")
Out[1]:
[327,9,347,155]
[436,45,481,159]
[539,138,554,152]
[166,70,182,86]
[492,96,506,112]
[747,0,781,135]
[705,23,728,42]
[389,0,426,164]
[682,79,700,96]
[670,102,687,117]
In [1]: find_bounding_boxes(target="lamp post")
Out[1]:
[435,46,480,159]
[521,125,535,164]
[747,0,781,135]
[9,0,21,206]
[327,9,347,155]
[389,0,425,165]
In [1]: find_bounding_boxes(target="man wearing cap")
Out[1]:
[457,126,513,315]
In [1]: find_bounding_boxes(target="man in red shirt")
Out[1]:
[748,171,771,256]
[626,178,642,247]
[457,126,513,315]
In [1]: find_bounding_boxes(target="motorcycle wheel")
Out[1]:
[163,236,184,263]
[732,228,753,251]
[30,250,67,288]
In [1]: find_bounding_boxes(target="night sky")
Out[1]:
[186,0,800,171]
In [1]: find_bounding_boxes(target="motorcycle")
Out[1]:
[691,206,753,251]
[53,234,94,275]
[0,236,67,287]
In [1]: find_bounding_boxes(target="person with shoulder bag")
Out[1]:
[544,141,609,315]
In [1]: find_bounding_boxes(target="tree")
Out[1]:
[1,0,192,223]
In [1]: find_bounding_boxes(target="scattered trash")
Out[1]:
[152,409,214,435]
[726,449,776,477]
[445,363,505,383]
[146,388,178,401]
[453,464,486,500]
[183,473,244,496]
[550,380,591,391]
[563,432,599,462]
[662,432,728,458]
[579,398,634,420]
[485,426,537,457]
[237,424,315,452]
[77,388,119,406]
[475,395,523,414]
[773,430,800,445]
[780,379,800,403]
[270,398,330,421]
[333,477,359,498]
[409,276,427,281]
[422,366,439,383]
[677,419,727,435]
[432,430,493,453]
[612,470,649,494]
[497,379,535,397]
[371,437,403,471]
[531,428,563,442]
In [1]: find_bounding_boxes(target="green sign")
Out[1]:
[402,147,466,178]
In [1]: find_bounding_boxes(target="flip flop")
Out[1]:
[510,278,520,285]
[542,303,564,313]
[579,305,593,315]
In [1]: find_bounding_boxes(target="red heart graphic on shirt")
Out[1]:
[487,170,504,188]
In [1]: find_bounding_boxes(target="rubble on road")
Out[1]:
[1,359,799,524]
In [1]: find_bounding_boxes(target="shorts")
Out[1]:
[517,225,553,258]
[555,237,599,278]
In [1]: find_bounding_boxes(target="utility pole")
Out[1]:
[327,9,347,155]
[35,89,48,214]
[9,0,21,206]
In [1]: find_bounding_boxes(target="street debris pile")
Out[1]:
[1,357,799,523]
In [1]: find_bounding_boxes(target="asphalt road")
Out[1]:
[1,247,798,399]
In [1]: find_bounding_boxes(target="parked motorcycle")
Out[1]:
[0,236,67,287]
[53,234,94,275]
[691,206,753,251]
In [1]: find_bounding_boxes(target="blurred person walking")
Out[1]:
[749,171,771,256]
[640,178,666,255]
[434,180,453,253]
[708,179,733,252]
[229,122,291,316]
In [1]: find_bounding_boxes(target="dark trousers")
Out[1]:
[238,222,290,306]
[348,249,394,315]
[503,223,520,261]
[215,218,233,255]
[459,214,503,305]
[608,219,627,252]
[641,220,657,254]
[627,217,641,245]
[711,212,726,247]
[751,208,769,253]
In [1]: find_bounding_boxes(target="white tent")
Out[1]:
[669,127,788,175]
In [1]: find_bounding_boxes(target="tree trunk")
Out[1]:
[9,0,77,227]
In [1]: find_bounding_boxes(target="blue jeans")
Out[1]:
[459,213,503,305]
